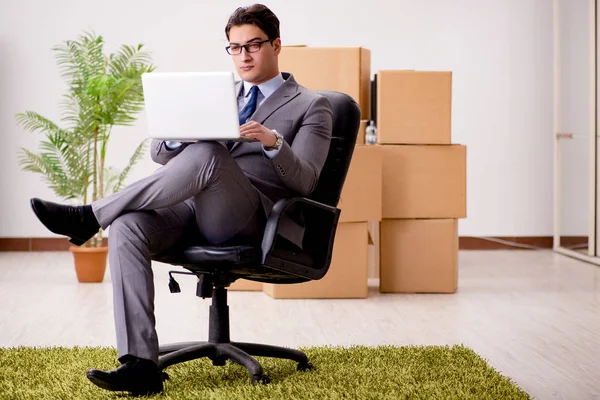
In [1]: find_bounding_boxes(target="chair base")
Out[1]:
[157,283,312,385]
[157,340,313,385]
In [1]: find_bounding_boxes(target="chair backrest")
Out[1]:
[308,91,361,206]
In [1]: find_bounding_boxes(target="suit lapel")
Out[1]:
[231,73,300,152]
[250,75,300,124]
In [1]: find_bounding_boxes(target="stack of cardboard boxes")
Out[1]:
[262,46,380,299]
[229,46,376,295]
[376,71,466,293]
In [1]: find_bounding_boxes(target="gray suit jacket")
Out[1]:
[150,73,334,247]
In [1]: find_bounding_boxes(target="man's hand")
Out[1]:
[240,121,277,147]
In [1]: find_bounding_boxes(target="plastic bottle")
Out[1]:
[365,121,377,145]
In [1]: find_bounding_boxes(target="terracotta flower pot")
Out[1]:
[69,246,108,283]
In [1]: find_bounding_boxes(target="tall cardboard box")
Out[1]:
[381,145,466,219]
[338,145,382,223]
[279,47,371,119]
[377,71,452,144]
[380,219,458,293]
[263,222,369,299]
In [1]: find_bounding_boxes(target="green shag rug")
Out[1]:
[0,345,530,399]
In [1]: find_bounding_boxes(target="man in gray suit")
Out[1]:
[30,3,332,395]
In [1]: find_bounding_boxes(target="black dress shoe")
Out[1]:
[30,198,100,246]
[86,357,164,396]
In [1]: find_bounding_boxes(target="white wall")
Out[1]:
[0,0,554,237]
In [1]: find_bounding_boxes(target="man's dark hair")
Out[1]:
[225,4,280,41]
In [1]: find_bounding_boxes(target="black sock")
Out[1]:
[83,205,100,231]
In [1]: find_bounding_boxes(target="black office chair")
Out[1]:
[153,90,361,385]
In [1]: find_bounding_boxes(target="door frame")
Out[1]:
[553,0,600,264]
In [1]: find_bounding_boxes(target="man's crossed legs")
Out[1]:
[31,142,265,395]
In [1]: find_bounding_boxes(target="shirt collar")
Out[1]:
[241,72,284,100]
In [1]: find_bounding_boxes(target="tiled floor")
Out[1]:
[0,250,599,399]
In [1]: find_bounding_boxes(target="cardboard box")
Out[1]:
[356,120,368,145]
[338,145,382,223]
[228,279,262,291]
[279,47,371,119]
[263,222,369,298]
[381,145,466,219]
[380,219,458,293]
[377,71,452,144]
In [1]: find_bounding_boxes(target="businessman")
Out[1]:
[30,4,333,395]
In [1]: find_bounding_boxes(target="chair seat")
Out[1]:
[153,242,317,284]
[155,244,261,266]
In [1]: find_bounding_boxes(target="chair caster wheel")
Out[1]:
[251,374,270,385]
[161,371,170,381]
[297,361,314,372]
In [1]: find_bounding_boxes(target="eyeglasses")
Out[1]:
[225,39,273,55]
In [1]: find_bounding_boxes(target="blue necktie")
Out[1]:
[239,85,259,125]
[228,85,259,151]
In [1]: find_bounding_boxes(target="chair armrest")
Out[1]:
[261,197,341,280]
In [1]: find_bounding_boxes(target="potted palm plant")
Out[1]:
[16,32,155,282]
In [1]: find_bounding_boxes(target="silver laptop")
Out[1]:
[142,71,253,142]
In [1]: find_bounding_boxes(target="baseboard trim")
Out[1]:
[459,236,587,250]
[0,236,588,252]
[0,238,108,251]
